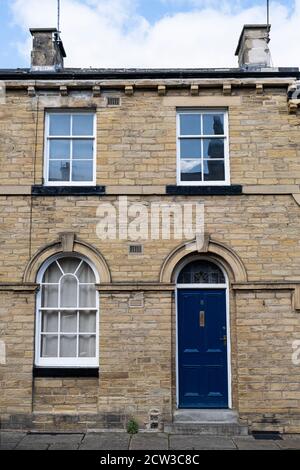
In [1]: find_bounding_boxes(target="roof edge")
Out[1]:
[0,68,299,81]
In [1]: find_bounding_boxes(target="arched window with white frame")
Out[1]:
[35,255,99,368]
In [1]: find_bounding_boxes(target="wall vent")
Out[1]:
[107,96,121,106]
[128,244,143,255]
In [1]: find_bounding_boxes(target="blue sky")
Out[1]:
[0,0,297,69]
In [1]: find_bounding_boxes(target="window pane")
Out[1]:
[73,140,94,159]
[49,140,70,159]
[77,262,96,283]
[60,275,78,308]
[178,260,226,284]
[72,160,93,182]
[203,114,224,135]
[79,285,96,308]
[49,160,70,182]
[72,115,94,136]
[181,160,202,182]
[61,311,77,333]
[60,335,77,357]
[49,114,71,136]
[79,335,96,357]
[180,139,201,158]
[43,262,61,283]
[180,114,201,135]
[203,138,225,159]
[58,258,80,275]
[79,312,96,333]
[42,311,58,333]
[41,285,58,308]
[204,160,225,181]
[41,335,58,357]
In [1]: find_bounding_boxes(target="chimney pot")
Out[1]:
[235,24,271,69]
[30,28,66,72]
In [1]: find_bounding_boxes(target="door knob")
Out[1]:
[199,311,205,327]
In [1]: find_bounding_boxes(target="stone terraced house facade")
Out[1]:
[0,24,300,434]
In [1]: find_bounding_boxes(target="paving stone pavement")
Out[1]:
[1,431,300,450]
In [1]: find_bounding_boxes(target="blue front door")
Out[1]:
[178,289,228,408]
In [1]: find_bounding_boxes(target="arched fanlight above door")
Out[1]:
[177,259,226,284]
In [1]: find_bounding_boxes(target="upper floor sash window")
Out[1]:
[45,112,96,186]
[177,109,230,186]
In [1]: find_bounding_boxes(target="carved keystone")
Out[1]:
[59,232,75,252]
[196,233,210,253]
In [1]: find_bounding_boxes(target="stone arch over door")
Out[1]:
[163,237,246,412]
[23,232,111,283]
[160,237,248,284]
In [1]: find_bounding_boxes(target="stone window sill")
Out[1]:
[166,185,243,195]
[31,185,106,196]
[33,367,99,378]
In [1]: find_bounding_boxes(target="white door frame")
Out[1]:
[175,258,232,409]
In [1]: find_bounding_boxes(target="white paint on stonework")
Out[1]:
[292,340,300,366]
[0,340,6,365]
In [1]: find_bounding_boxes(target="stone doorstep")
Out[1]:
[173,409,240,424]
[164,410,249,436]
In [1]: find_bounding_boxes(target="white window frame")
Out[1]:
[176,108,230,186]
[35,254,100,368]
[44,111,97,186]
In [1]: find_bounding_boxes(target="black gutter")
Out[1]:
[0,68,299,81]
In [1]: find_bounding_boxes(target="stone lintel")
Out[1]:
[163,96,242,107]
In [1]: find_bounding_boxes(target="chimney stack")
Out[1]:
[30,28,66,72]
[235,24,271,69]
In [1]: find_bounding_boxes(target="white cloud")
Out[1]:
[9,0,300,68]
